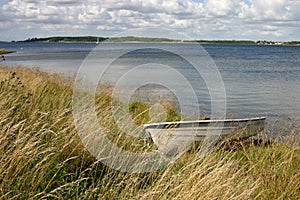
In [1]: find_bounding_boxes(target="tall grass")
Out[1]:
[0,65,299,199]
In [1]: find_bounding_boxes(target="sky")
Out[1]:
[0,0,299,41]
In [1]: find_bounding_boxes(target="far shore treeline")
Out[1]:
[3,36,300,46]
[18,36,108,43]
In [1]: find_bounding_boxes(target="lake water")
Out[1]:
[1,42,300,122]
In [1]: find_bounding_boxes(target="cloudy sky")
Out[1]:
[0,0,299,41]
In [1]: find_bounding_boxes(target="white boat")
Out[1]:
[143,117,266,156]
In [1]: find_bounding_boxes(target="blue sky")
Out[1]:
[0,0,299,41]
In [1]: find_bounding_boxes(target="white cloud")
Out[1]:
[0,0,299,41]
[239,0,291,20]
[288,0,300,20]
[204,0,240,17]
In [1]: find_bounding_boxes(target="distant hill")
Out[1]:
[19,36,179,43]
[196,40,256,45]
[107,36,178,43]
[20,36,108,43]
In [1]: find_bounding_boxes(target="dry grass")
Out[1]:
[0,65,299,199]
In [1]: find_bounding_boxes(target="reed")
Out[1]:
[0,65,299,199]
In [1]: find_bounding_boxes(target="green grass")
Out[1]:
[0,49,15,55]
[0,65,299,199]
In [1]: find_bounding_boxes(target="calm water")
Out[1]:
[1,42,300,121]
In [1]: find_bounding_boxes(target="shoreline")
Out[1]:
[2,36,299,46]
[0,48,16,54]
[0,64,299,199]
[2,40,300,46]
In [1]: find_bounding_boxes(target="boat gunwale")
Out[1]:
[143,117,266,129]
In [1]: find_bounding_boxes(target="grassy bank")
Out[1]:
[0,65,299,199]
[0,49,15,55]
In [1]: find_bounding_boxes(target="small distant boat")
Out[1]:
[143,117,266,156]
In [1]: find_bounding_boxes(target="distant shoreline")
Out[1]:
[4,36,300,46]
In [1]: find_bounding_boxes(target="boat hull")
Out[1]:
[143,117,266,156]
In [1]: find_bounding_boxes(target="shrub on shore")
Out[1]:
[0,49,15,55]
[0,65,299,199]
